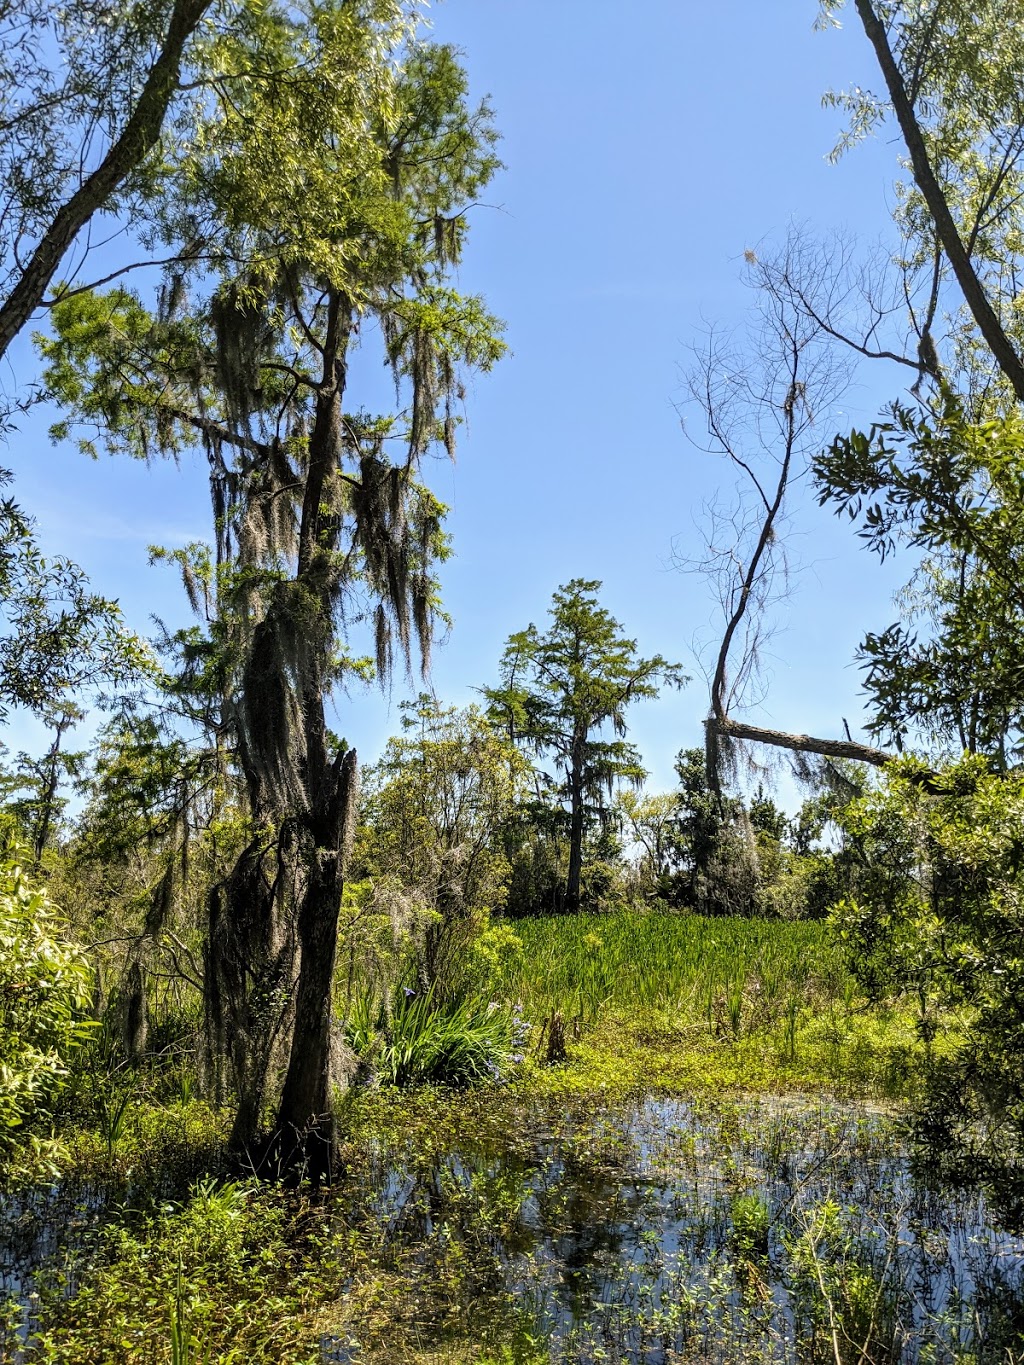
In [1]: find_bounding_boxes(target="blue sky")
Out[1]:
[3,1,919,799]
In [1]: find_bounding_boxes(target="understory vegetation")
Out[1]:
[1,912,1003,1364]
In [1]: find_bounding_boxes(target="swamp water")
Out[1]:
[322,1094,1024,1364]
[3,1094,1024,1363]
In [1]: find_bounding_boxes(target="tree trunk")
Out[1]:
[565,736,585,913]
[268,290,354,1179]
[32,714,69,865]
[275,748,357,1183]
[211,841,297,1154]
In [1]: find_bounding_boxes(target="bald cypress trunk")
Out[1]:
[275,748,357,1180]
[268,292,354,1177]
[210,291,356,1173]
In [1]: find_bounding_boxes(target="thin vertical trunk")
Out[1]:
[32,715,68,865]
[565,732,586,913]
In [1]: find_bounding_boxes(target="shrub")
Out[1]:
[833,755,1024,1219]
[0,856,94,1163]
[346,985,525,1088]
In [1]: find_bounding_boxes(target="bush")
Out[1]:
[346,985,526,1088]
[0,856,94,1164]
[833,755,1024,1221]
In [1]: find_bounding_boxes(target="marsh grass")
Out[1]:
[503,913,843,1027]
[500,913,929,1099]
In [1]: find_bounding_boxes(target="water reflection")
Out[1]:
[329,1094,1024,1363]
[3,1095,1023,1363]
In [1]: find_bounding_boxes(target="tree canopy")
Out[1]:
[37,0,504,1173]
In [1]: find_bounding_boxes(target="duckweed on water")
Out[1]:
[0,914,1011,1363]
[6,1090,1024,1364]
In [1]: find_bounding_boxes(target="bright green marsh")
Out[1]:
[2,912,1018,1365]
[499,913,921,1100]
[505,912,845,1021]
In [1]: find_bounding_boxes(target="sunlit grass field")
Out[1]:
[503,911,846,1022]
[498,911,926,1099]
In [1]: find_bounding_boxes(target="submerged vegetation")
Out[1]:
[2,911,1016,1362]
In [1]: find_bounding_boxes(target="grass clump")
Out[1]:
[345,985,528,1088]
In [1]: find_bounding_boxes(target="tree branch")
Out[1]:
[0,0,213,362]
[708,711,892,767]
[854,0,1024,402]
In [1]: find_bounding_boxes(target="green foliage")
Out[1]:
[26,1177,322,1364]
[818,0,1024,433]
[832,754,1024,1215]
[0,0,221,384]
[502,911,846,1031]
[0,857,93,1162]
[748,784,788,841]
[74,714,215,866]
[356,697,529,992]
[18,1084,1022,1365]
[500,796,570,918]
[729,1192,770,1264]
[672,748,762,916]
[36,2,507,1148]
[55,710,240,1066]
[664,750,854,921]
[345,984,524,1088]
[37,7,507,793]
[614,788,680,901]
[785,1197,898,1363]
[0,471,150,725]
[818,399,1024,760]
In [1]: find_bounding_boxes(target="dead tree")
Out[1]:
[681,238,898,787]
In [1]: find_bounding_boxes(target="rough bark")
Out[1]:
[275,747,357,1181]
[707,712,892,767]
[211,838,297,1153]
[0,0,212,363]
[853,0,1024,403]
[122,959,149,1063]
[206,281,359,1176]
